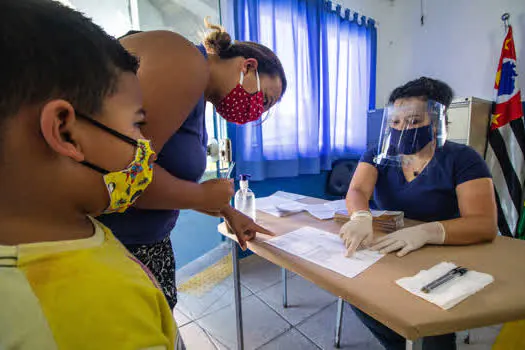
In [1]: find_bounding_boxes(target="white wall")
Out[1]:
[66,0,132,38]
[340,0,525,107]
[64,0,218,43]
[138,0,220,44]
[407,0,525,103]
[339,0,414,107]
[136,0,165,32]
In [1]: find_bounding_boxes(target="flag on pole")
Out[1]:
[485,26,525,237]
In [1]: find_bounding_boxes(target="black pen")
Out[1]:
[421,267,469,293]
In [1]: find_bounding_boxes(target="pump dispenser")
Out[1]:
[234,174,256,220]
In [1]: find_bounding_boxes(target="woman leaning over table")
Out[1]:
[98,21,286,310]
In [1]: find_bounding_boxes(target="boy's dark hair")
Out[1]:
[389,77,454,108]
[120,30,143,39]
[0,0,139,121]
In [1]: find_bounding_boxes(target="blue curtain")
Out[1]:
[227,0,376,181]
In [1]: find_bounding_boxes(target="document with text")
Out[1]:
[266,226,384,278]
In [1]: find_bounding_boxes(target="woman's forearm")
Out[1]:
[441,216,497,245]
[134,164,205,210]
[346,189,371,214]
[196,208,223,217]
[220,205,237,221]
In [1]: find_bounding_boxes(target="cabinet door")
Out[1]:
[468,102,491,156]
[447,105,470,144]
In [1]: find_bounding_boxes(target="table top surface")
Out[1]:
[218,197,525,340]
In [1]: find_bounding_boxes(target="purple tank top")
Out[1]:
[98,45,209,245]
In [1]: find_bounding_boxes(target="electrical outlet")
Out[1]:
[219,138,232,163]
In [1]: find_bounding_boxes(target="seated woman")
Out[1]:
[340,77,497,350]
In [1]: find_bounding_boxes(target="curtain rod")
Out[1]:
[325,1,378,27]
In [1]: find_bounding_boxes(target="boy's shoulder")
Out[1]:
[0,219,175,350]
[19,219,160,291]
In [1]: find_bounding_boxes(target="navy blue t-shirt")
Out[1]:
[98,45,209,245]
[360,142,491,222]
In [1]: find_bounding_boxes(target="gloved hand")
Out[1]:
[339,211,374,257]
[369,222,446,257]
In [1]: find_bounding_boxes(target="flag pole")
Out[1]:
[484,13,512,158]
[502,13,510,33]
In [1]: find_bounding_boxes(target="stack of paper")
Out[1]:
[334,209,404,233]
[373,211,404,232]
[272,191,306,201]
[256,194,347,220]
[324,199,347,211]
[266,226,384,278]
[302,203,336,220]
[256,195,300,217]
[297,200,346,220]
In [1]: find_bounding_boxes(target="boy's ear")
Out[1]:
[40,100,85,162]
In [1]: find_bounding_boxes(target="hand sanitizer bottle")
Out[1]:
[234,174,256,220]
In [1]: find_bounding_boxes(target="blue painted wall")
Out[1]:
[171,211,222,269]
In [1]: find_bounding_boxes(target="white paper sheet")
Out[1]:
[324,199,347,211]
[396,262,494,310]
[256,196,390,221]
[256,196,297,217]
[276,202,335,220]
[275,201,308,213]
[370,210,387,217]
[335,209,402,218]
[303,204,335,220]
[272,191,307,201]
[266,226,384,278]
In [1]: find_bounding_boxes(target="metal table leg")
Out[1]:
[231,240,244,350]
[464,330,471,344]
[334,298,344,348]
[282,268,288,308]
[406,338,423,350]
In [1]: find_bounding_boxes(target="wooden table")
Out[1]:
[218,198,525,350]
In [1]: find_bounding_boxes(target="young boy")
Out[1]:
[0,0,180,348]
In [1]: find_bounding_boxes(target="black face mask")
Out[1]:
[75,112,139,174]
[387,125,434,155]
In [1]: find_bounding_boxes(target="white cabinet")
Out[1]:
[447,97,491,157]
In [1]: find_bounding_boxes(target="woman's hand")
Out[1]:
[200,179,235,211]
[369,222,445,257]
[339,211,374,257]
[222,207,274,250]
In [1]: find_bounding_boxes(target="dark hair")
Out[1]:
[203,20,287,96]
[0,0,139,121]
[388,77,454,108]
[120,30,143,39]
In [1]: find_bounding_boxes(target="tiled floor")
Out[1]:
[175,255,501,350]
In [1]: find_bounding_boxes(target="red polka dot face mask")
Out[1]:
[215,71,265,125]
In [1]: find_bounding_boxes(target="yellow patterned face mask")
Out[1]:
[76,113,156,214]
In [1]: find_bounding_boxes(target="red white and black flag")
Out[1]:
[485,26,525,237]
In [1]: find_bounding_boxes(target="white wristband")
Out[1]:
[434,221,446,244]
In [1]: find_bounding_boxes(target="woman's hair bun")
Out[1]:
[203,17,232,55]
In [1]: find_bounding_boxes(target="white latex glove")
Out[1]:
[369,222,446,257]
[339,211,374,257]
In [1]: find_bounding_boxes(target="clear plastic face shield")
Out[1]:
[374,99,447,166]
